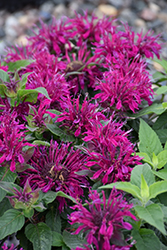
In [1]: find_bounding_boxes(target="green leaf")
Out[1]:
[139,119,163,158]
[134,204,166,234]
[0,69,10,82]
[63,230,87,249]
[25,222,52,250]
[135,153,153,166]
[46,208,61,233]
[152,169,167,180]
[130,164,155,188]
[154,58,167,72]
[155,86,167,95]
[99,182,141,200]
[0,181,21,195]
[140,174,149,204]
[128,103,165,118]
[56,191,76,204]
[33,140,50,147]
[0,197,12,217]
[149,181,167,199]
[45,123,64,137]
[17,87,51,100]
[153,112,167,130]
[155,129,167,144]
[0,209,25,240]
[131,228,161,250]
[156,150,167,169]
[52,231,64,247]
[0,168,17,202]
[39,191,58,205]
[6,59,34,72]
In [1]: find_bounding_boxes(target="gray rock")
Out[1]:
[119,8,138,26]
[5,16,19,37]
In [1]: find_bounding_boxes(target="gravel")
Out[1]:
[0,0,167,58]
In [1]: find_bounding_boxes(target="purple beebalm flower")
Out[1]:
[94,55,153,113]
[57,95,106,137]
[64,43,103,93]
[94,22,162,62]
[27,17,75,56]
[69,189,137,250]
[2,243,24,250]
[20,141,89,211]
[0,111,34,172]
[83,118,141,184]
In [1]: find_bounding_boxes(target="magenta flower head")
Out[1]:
[27,17,74,56]
[69,189,137,250]
[57,95,106,137]
[84,118,141,184]
[0,111,34,172]
[95,56,153,113]
[64,43,103,93]
[20,140,89,210]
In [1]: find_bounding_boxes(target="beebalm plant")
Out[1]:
[0,10,167,250]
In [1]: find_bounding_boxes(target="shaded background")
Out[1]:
[0,0,167,60]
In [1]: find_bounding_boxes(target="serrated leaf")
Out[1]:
[155,129,167,143]
[99,182,141,200]
[128,103,165,118]
[131,228,161,250]
[155,86,167,95]
[156,150,167,169]
[0,197,12,217]
[0,209,25,240]
[46,209,61,232]
[52,231,64,247]
[39,191,57,205]
[18,87,51,100]
[0,69,10,82]
[45,123,64,137]
[135,153,153,166]
[0,181,21,195]
[63,230,86,249]
[131,164,155,188]
[25,222,52,250]
[152,169,167,180]
[134,204,166,234]
[33,140,50,147]
[153,112,167,130]
[5,59,34,72]
[149,181,167,199]
[140,174,149,204]
[139,119,163,158]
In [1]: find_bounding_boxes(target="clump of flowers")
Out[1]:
[57,95,105,137]
[0,111,33,171]
[2,243,24,250]
[94,55,153,113]
[84,118,140,184]
[20,140,89,210]
[69,189,136,250]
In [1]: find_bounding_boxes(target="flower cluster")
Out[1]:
[84,118,140,184]
[69,189,136,250]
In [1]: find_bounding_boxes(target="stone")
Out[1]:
[0,40,6,55]
[97,4,118,17]
[119,8,138,26]
[5,15,19,37]
[0,27,5,38]
[158,12,167,22]
[149,3,161,14]
[53,4,67,19]
[15,34,29,46]
[140,8,157,21]
[134,18,146,28]
[39,1,54,13]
